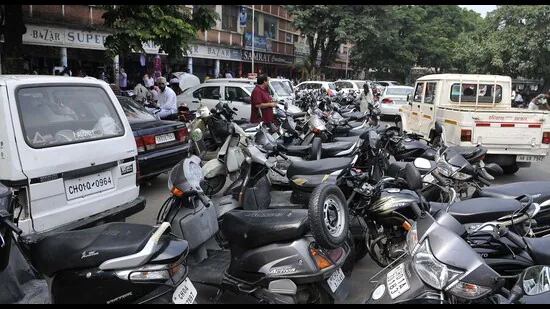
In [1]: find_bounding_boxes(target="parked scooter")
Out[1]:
[0,183,194,304]
[157,154,353,304]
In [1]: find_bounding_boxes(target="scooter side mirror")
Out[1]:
[521,265,550,296]
[485,163,503,176]
[434,121,443,135]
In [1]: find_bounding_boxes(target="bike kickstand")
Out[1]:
[211,288,224,304]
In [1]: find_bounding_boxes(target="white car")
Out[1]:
[295,81,338,96]
[178,81,301,122]
[379,85,414,117]
[205,77,295,105]
[377,80,402,87]
[334,79,367,94]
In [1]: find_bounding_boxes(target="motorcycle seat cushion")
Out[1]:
[444,198,523,224]
[284,145,311,157]
[524,236,550,264]
[286,157,353,178]
[30,223,154,277]
[221,209,309,251]
[480,182,550,201]
[346,112,367,121]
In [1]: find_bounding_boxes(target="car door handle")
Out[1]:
[192,100,199,103]
[417,105,420,108]
[430,107,433,111]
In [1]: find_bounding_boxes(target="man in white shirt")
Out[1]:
[143,73,154,88]
[147,77,177,119]
[119,68,128,90]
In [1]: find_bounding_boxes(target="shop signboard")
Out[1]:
[242,50,294,65]
[22,24,161,54]
[244,32,271,51]
[187,45,242,60]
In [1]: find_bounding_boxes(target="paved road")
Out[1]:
[127,136,550,304]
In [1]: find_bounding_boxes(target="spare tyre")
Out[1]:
[308,183,349,250]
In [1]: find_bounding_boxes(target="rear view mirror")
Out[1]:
[406,93,411,102]
[197,93,202,101]
[434,121,443,135]
[233,107,238,111]
[485,163,503,176]
[404,163,422,191]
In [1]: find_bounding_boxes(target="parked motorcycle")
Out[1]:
[157,154,353,304]
[0,183,193,304]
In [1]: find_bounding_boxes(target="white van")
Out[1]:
[0,75,145,236]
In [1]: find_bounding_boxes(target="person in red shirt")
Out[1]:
[250,74,277,124]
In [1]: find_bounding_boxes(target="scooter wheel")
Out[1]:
[308,184,349,250]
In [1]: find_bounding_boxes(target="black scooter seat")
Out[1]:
[239,123,259,131]
[289,174,338,191]
[348,121,364,128]
[287,157,353,178]
[285,145,311,157]
[30,223,154,277]
[333,136,360,143]
[478,182,550,202]
[450,146,487,161]
[221,209,309,251]
[321,141,356,158]
[524,236,550,264]
[429,198,523,224]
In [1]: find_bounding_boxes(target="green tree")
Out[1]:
[285,5,380,77]
[101,5,218,62]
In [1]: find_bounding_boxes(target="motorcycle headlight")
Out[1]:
[406,221,419,254]
[413,239,463,290]
[195,110,203,118]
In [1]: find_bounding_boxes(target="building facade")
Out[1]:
[4,5,353,85]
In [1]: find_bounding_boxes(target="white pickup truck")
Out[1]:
[396,74,550,174]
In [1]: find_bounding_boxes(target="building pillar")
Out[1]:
[60,47,68,67]
[214,59,220,78]
[113,55,120,85]
[188,57,193,74]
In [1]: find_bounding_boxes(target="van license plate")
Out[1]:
[386,263,410,299]
[64,171,114,200]
[327,267,345,292]
[517,155,545,162]
[172,278,197,304]
[155,133,176,144]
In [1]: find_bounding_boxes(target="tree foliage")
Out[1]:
[101,5,218,62]
[285,5,382,77]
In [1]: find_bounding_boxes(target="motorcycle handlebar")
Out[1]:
[0,213,23,236]
[498,226,526,250]
[197,192,211,208]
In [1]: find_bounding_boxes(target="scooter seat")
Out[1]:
[449,145,487,161]
[285,145,311,157]
[477,182,550,202]
[289,174,338,192]
[523,236,550,264]
[333,136,360,143]
[287,157,353,178]
[346,112,367,121]
[30,223,154,277]
[348,121,364,128]
[430,198,523,225]
[239,123,259,131]
[221,209,309,251]
[321,141,356,158]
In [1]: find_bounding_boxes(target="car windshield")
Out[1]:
[117,96,157,123]
[17,86,124,148]
[271,81,291,96]
[280,81,294,94]
[386,87,414,96]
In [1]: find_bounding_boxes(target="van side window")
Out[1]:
[413,83,424,102]
[424,82,437,104]
[450,83,503,103]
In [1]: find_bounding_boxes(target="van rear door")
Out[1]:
[9,81,139,234]
[472,111,544,148]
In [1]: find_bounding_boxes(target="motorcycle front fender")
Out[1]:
[202,159,227,179]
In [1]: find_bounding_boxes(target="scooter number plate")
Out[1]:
[386,263,410,299]
[172,278,198,304]
[327,267,345,292]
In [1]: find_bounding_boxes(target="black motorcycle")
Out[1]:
[0,184,192,304]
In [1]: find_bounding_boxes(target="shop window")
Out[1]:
[264,14,278,40]
[222,5,238,32]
